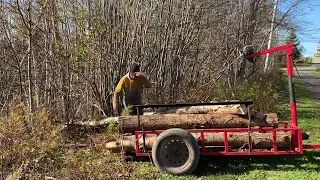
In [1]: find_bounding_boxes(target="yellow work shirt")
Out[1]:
[113,73,152,106]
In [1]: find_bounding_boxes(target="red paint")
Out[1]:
[135,126,318,156]
[136,150,303,157]
[278,121,289,125]
[272,131,277,152]
[224,132,229,153]
[200,150,302,156]
[290,102,298,127]
[134,123,309,156]
[283,121,288,129]
[298,129,303,152]
[200,131,205,154]
[136,152,151,157]
[303,144,320,149]
[135,133,140,156]
[248,133,251,153]
[135,125,301,135]
[245,44,292,58]
[286,45,294,76]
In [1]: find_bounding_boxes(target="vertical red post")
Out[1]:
[224,132,229,153]
[298,129,303,152]
[200,131,205,154]
[135,132,140,156]
[286,44,298,127]
[284,121,288,132]
[286,43,298,148]
[272,130,277,152]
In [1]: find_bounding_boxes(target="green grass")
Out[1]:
[130,76,320,180]
[311,70,320,77]
[295,63,312,67]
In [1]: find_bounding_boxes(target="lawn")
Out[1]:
[294,63,312,67]
[130,76,320,180]
[311,70,320,77]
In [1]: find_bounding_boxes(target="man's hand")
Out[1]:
[135,72,141,77]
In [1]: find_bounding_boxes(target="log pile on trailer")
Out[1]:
[97,103,308,153]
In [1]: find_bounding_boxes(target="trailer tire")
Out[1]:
[152,128,200,175]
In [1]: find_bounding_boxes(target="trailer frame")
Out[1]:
[132,43,320,158]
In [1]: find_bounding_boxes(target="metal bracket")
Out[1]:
[136,106,146,153]
[247,104,252,153]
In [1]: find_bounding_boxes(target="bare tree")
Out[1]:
[0,0,315,121]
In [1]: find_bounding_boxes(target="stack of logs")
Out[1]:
[76,104,308,153]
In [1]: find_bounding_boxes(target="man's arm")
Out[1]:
[113,77,125,109]
[141,75,152,88]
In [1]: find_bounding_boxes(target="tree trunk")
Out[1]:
[106,131,291,153]
[27,1,34,112]
[118,113,278,133]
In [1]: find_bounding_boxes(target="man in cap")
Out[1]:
[112,63,152,115]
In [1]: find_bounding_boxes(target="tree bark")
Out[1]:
[27,1,34,112]
[15,0,35,112]
[106,131,292,153]
[161,104,246,115]
[118,113,278,133]
[71,112,278,128]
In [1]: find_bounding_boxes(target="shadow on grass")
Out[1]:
[193,151,320,176]
[127,151,320,177]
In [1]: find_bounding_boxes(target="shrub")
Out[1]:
[0,99,64,179]
[0,99,133,179]
[211,68,287,114]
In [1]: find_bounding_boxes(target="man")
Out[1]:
[113,63,152,115]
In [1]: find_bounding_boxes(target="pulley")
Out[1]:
[243,45,255,63]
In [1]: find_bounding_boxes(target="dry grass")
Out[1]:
[0,99,135,179]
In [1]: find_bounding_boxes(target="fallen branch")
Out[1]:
[71,117,119,126]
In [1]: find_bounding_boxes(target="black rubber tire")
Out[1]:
[151,128,200,175]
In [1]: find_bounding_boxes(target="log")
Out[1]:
[118,113,278,133]
[162,104,246,115]
[106,131,292,153]
[251,113,278,126]
[71,117,119,126]
[68,113,278,132]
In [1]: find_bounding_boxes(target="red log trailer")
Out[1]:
[132,43,320,175]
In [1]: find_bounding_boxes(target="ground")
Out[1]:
[5,64,318,179]
[129,65,320,180]
[294,63,320,100]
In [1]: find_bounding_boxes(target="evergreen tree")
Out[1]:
[285,29,303,61]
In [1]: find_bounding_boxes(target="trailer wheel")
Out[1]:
[152,128,200,175]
